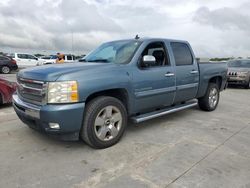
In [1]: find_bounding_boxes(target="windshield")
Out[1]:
[84,40,142,64]
[228,60,250,68]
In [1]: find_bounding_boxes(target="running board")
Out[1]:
[131,100,198,123]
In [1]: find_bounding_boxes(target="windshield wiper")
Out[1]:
[86,59,109,62]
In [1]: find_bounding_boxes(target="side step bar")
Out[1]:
[131,100,198,123]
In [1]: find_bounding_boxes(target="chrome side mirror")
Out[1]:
[142,55,156,66]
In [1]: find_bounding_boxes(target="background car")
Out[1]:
[39,55,57,64]
[0,55,18,74]
[10,53,45,68]
[0,77,17,105]
[227,59,250,88]
[39,54,76,64]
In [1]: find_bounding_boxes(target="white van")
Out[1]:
[11,53,45,68]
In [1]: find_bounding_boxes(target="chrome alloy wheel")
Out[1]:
[2,66,10,74]
[94,105,122,141]
[209,88,218,108]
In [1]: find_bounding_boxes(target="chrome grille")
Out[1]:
[228,72,238,76]
[17,77,47,105]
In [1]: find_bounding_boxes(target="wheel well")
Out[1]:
[209,76,222,89]
[85,89,129,112]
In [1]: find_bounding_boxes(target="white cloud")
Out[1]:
[0,0,249,57]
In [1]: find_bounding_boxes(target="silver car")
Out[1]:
[227,59,250,89]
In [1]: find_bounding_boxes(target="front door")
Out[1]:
[132,41,176,113]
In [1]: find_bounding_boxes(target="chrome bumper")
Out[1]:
[12,94,40,119]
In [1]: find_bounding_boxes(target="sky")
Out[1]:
[0,0,250,57]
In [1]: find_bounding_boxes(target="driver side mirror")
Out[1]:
[142,55,156,67]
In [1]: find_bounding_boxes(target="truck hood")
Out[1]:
[228,67,250,72]
[18,63,119,81]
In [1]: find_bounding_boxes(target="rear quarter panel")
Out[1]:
[0,81,16,104]
[197,62,228,98]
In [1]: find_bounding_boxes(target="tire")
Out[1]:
[244,81,250,89]
[1,66,10,74]
[198,83,220,111]
[80,96,127,149]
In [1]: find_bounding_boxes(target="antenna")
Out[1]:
[135,34,140,40]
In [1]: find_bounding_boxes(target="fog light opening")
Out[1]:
[49,123,60,129]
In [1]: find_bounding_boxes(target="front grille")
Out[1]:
[17,77,47,105]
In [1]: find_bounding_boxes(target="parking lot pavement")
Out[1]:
[0,88,250,188]
[0,72,17,82]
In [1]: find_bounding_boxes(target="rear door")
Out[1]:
[170,42,199,103]
[27,55,39,66]
[133,41,176,113]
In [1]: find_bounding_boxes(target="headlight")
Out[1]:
[238,72,248,77]
[48,81,79,103]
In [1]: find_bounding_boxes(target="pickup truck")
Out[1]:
[13,38,228,149]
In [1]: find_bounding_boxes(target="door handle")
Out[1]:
[190,70,198,74]
[165,72,175,77]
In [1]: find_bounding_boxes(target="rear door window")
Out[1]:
[171,42,193,66]
[27,55,37,60]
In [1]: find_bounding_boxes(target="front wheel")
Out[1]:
[198,83,220,111]
[80,96,127,149]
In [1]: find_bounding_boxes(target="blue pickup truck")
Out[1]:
[13,38,227,148]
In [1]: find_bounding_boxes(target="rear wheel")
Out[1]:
[1,66,10,74]
[80,96,127,149]
[198,83,220,111]
[245,81,250,89]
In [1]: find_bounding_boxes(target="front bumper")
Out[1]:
[227,76,249,86]
[11,64,18,71]
[12,94,85,141]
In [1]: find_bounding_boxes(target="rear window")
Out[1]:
[171,42,193,66]
[9,53,15,58]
